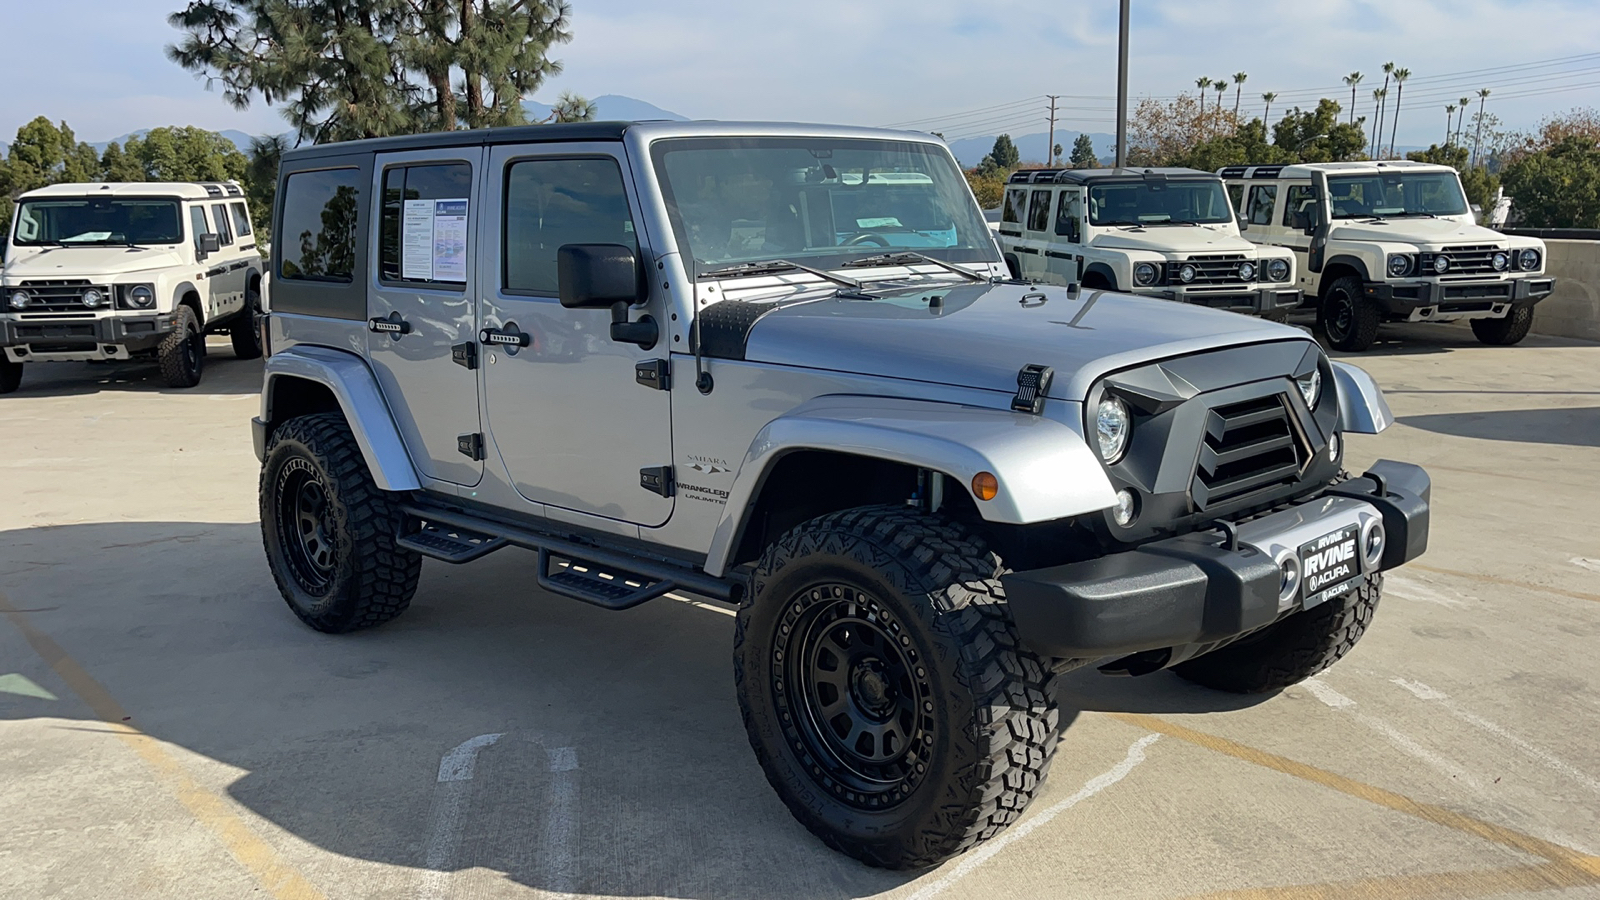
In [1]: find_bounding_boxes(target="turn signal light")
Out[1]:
[971,472,998,501]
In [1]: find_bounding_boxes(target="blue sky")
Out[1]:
[2,0,1596,146]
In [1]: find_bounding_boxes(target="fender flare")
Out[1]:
[1331,360,1394,434]
[1322,254,1372,283]
[170,280,203,320]
[1082,262,1119,290]
[260,345,422,491]
[702,395,1118,577]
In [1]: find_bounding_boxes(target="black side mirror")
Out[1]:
[1302,202,1322,236]
[556,243,656,348]
[198,233,221,256]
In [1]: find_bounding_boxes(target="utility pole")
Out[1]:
[1046,95,1060,166]
[1115,0,1130,168]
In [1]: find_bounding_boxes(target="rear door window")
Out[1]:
[379,162,474,286]
[212,203,233,245]
[1027,189,1052,233]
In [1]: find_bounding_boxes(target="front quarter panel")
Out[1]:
[1332,361,1394,434]
[703,395,1117,576]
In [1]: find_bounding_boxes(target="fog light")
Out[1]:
[81,288,105,308]
[8,291,29,310]
[1363,520,1387,568]
[1328,433,1340,460]
[1278,556,1302,604]
[1178,264,1197,284]
[1112,489,1137,526]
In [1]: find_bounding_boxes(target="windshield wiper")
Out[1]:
[698,259,877,299]
[840,251,986,283]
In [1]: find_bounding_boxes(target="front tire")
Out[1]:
[260,412,420,633]
[1470,306,1533,345]
[0,358,21,394]
[734,506,1057,869]
[1319,275,1382,352]
[1174,573,1382,694]
[159,305,205,388]
[230,285,264,359]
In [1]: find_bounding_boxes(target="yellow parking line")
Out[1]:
[1408,564,1600,605]
[1112,713,1600,888]
[1179,861,1594,900]
[0,589,328,900]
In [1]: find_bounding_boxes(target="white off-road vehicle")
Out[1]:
[0,181,265,392]
[1219,161,1554,350]
[995,167,1301,318]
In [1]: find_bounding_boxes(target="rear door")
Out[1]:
[1019,187,1055,280]
[1047,188,1083,284]
[366,149,485,487]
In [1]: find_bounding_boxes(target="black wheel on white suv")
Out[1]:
[231,284,265,360]
[733,505,1057,870]
[1470,306,1534,346]
[159,305,205,388]
[1319,274,1382,352]
[260,412,421,633]
[0,358,21,394]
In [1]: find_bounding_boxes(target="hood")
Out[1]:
[1089,227,1255,255]
[3,246,187,280]
[739,280,1306,400]
[1328,217,1502,247]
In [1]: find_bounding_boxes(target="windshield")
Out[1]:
[1327,173,1468,218]
[12,197,185,246]
[1088,180,1235,226]
[650,137,997,269]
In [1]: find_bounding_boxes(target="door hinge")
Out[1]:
[639,465,675,497]
[457,433,485,461]
[635,359,671,391]
[452,342,478,370]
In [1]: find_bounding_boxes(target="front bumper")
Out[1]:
[1001,460,1430,659]
[1145,286,1303,316]
[1363,276,1555,317]
[1,313,179,361]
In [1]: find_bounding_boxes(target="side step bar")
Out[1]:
[397,502,739,609]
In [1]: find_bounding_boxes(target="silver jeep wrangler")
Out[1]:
[253,122,1431,869]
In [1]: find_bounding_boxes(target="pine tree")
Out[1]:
[1070,133,1097,168]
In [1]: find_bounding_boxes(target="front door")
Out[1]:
[367,149,485,487]
[478,143,674,527]
[1277,181,1318,292]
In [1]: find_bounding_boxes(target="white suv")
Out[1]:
[1,181,265,392]
[995,167,1301,318]
[1220,161,1554,350]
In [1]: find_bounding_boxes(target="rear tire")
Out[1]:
[734,505,1057,869]
[0,358,21,394]
[1319,275,1382,352]
[159,305,205,388]
[230,285,264,360]
[260,412,420,633]
[1470,306,1533,345]
[1174,574,1382,694]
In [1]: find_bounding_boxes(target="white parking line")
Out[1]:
[418,733,580,900]
[1303,678,1483,790]
[904,734,1161,900]
[1390,677,1600,796]
[1571,557,1600,574]
[1384,573,1472,609]
[666,592,737,617]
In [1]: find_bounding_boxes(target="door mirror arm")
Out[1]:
[610,302,658,350]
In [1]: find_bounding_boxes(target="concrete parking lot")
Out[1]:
[2,325,1599,900]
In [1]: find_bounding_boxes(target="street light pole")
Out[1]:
[1115,0,1130,168]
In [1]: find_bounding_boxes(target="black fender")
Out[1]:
[1003,252,1022,279]
[1082,262,1119,291]
[1322,255,1372,283]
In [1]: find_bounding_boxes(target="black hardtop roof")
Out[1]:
[1004,166,1217,185]
[280,120,636,163]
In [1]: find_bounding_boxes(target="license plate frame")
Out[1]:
[1299,524,1361,609]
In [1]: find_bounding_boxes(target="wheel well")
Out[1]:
[729,451,979,569]
[247,270,261,295]
[1081,265,1116,290]
[1318,263,1363,297]
[180,290,204,326]
[264,376,341,440]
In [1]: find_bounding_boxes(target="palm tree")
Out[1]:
[1456,96,1472,146]
[1196,77,1212,120]
[1472,88,1491,167]
[1388,68,1410,158]
[1343,72,1364,124]
[1445,105,1456,145]
[1232,72,1248,120]
[1214,78,1229,135]
[1370,88,1387,158]
[1376,62,1395,155]
[1261,92,1278,125]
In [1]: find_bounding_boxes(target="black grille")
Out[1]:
[17,279,111,313]
[1182,254,1253,285]
[1433,244,1505,277]
[1191,394,1303,509]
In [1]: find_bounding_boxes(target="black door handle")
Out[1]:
[480,323,530,348]
[369,313,412,335]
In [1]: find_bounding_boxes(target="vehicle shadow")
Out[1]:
[1398,406,1600,448]
[3,339,261,397]
[1316,321,1600,359]
[1051,665,1275,715]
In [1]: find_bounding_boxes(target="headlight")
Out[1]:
[1387,254,1411,277]
[1296,369,1322,410]
[1518,248,1540,270]
[1491,252,1508,271]
[1432,255,1451,274]
[1177,264,1197,284]
[1267,258,1290,282]
[124,285,155,309]
[7,290,28,310]
[1096,396,1131,464]
[1133,262,1159,286]
[81,288,105,308]
[1238,261,1256,281]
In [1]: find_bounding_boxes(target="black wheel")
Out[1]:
[734,505,1057,869]
[1174,573,1383,694]
[0,358,21,394]
[1318,275,1381,352]
[230,285,264,359]
[159,305,205,388]
[1470,306,1533,345]
[260,412,420,633]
